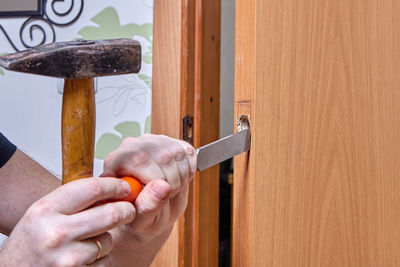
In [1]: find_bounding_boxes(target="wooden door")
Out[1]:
[233,0,400,266]
[150,1,182,265]
[151,0,220,266]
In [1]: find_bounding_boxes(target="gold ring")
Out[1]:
[93,238,102,261]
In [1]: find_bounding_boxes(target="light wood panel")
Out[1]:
[152,0,220,266]
[151,0,182,265]
[179,0,196,264]
[192,0,221,265]
[234,0,400,266]
[232,0,255,264]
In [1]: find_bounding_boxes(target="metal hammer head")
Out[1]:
[0,39,141,79]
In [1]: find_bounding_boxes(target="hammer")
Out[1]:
[0,39,141,184]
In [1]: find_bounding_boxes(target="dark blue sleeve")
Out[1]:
[0,132,17,168]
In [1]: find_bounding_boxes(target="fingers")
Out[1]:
[102,134,197,194]
[82,233,113,265]
[68,201,136,240]
[98,134,196,238]
[138,138,182,193]
[42,178,132,214]
[129,180,171,231]
[175,139,197,180]
[169,184,190,219]
[56,233,113,266]
[102,139,166,183]
[130,182,190,235]
[148,135,191,189]
[148,135,197,185]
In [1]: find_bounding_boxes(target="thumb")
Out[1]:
[131,180,172,228]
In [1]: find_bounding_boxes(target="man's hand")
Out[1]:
[0,178,135,266]
[101,134,197,266]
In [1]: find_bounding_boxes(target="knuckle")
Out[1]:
[122,203,136,223]
[136,198,156,215]
[108,206,122,226]
[172,145,186,161]
[123,202,136,219]
[180,142,196,158]
[42,227,68,249]
[142,133,153,138]
[168,173,181,189]
[137,203,153,215]
[121,136,136,145]
[28,200,53,219]
[86,179,104,199]
[130,151,151,167]
[155,150,173,165]
[186,145,196,156]
[120,202,136,223]
[170,184,180,193]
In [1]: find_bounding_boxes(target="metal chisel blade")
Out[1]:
[196,129,251,171]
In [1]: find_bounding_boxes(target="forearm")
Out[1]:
[109,225,173,267]
[0,149,60,235]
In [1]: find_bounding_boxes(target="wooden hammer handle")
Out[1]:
[62,78,95,184]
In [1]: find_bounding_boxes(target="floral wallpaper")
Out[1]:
[76,6,153,160]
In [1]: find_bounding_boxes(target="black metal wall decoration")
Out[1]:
[0,0,84,52]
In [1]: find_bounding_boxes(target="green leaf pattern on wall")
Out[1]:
[144,115,151,134]
[0,53,7,75]
[138,74,152,88]
[77,7,153,159]
[95,116,152,159]
[78,7,153,89]
[142,44,152,64]
[78,7,153,41]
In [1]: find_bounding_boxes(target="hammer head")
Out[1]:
[0,39,141,79]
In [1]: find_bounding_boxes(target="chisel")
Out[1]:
[121,128,251,202]
[196,128,250,171]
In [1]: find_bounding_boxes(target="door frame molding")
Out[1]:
[151,1,221,266]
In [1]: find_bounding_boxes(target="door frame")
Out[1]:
[151,0,221,266]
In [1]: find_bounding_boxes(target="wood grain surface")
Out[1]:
[179,0,195,264]
[234,0,400,266]
[151,0,182,265]
[61,78,95,184]
[232,0,256,264]
[152,0,221,266]
[192,0,221,266]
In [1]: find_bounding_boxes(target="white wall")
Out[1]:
[220,0,235,138]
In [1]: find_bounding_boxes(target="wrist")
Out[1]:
[112,223,173,248]
[109,225,173,267]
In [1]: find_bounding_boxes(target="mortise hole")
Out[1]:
[237,115,250,131]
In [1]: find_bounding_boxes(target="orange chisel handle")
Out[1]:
[120,177,143,203]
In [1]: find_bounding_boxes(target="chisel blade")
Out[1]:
[196,129,251,171]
